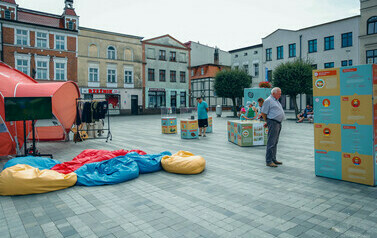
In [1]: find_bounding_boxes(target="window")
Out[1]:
[170,70,176,82]
[191,70,194,77]
[180,71,186,83]
[55,62,66,80]
[124,68,133,84]
[244,52,248,56]
[341,32,352,48]
[341,60,348,67]
[16,59,29,75]
[201,68,204,75]
[148,68,155,81]
[147,48,155,59]
[159,50,166,60]
[267,70,272,81]
[89,67,99,82]
[254,63,259,77]
[68,21,74,30]
[170,52,176,61]
[266,48,272,61]
[107,46,116,60]
[289,43,296,57]
[36,60,48,80]
[311,64,317,70]
[277,46,283,59]
[16,29,28,46]
[254,51,258,55]
[367,49,377,64]
[171,91,177,108]
[367,16,377,35]
[179,52,187,62]
[180,91,186,107]
[107,69,116,83]
[55,35,65,50]
[324,62,334,68]
[159,70,166,82]
[349,60,353,66]
[243,64,248,74]
[235,54,238,58]
[308,39,317,53]
[4,9,11,20]
[324,36,334,51]
[36,32,47,48]
[148,91,166,108]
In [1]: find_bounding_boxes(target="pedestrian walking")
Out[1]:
[196,97,209,137]
[260,87,285,167]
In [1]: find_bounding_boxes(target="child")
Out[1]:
[240,108,250,121]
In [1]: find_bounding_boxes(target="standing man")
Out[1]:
[261,87,285,167]
[196,97,209,137]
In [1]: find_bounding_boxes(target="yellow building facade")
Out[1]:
[78,27,143,115]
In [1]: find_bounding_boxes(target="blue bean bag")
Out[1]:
[125,151,172,174]
[3,156,61,171]
[74,155,139,186]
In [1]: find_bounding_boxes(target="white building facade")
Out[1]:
[185,41,231,67]
[262,16,360,110]
[142,35,190,110]
[360,0,377,64]
[229,44,263,88]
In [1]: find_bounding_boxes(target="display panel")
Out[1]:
[4,97,53,121]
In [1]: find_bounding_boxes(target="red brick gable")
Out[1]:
[63,8,77,16]
[18,10,64,28]
[0,0,16,4]
[191,65,229,80]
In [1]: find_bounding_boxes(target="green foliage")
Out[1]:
[272,59,313,97]
[214,69,252,99]
[214,69,252,117]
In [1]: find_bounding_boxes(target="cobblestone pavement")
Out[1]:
[1,112,377,238]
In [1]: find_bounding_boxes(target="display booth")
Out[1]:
[313,64,377,186]
[206,117,213,133]
[244,88,271,106]
[180,107,198,139]
[0,62,80,156]
[227,120,267,146]
[161,107,177,134]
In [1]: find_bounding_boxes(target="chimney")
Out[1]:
[214,47,219,65]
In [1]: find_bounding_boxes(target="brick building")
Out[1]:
[0,0,78,82]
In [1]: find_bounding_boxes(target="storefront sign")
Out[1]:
[82,88,120,94]
[149,88,165,92]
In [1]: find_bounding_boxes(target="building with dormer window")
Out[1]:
[0,0,78,82]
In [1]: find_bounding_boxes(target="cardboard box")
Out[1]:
[313,68,340,96]
[315,150,342,180]
[341,124,373,155]
[162,117,177,134]
[340,94,372,125]
[162,126,177,134]
[314,123,341,152]
[227,120,267,147]
[181,129,199,139]
[342,152,374,186]
[313,96,341,124]
[180,119,198,130]
[206,117,213,133]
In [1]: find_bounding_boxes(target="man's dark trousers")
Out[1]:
[266,119,282,164]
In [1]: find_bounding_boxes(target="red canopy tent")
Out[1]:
[0,62,80,156]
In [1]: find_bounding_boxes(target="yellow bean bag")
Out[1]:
[0,164,77,196]
[161,151,205,174]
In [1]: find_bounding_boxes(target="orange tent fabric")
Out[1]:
[0,62,80,156]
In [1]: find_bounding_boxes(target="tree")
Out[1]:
[214,69,252,117]
[272,59,313,116]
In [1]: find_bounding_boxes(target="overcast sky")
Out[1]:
[17,0,360,51]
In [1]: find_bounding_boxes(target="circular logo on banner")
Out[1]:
[323,99,331,107]
[314,72,319,77]
[323,128,331,136]
[242,130,249,137]
[352,157,361,165]
[315,98,320,103]
[315,79,325,88]
[248,92,254,98]
[351,99,360,108]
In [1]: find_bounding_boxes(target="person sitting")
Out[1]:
[240,108,251,121]
[297,104,313,123]
[246,101,258,120]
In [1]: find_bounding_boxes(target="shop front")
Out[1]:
[81,88,121,115]
[146,88,188,109]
